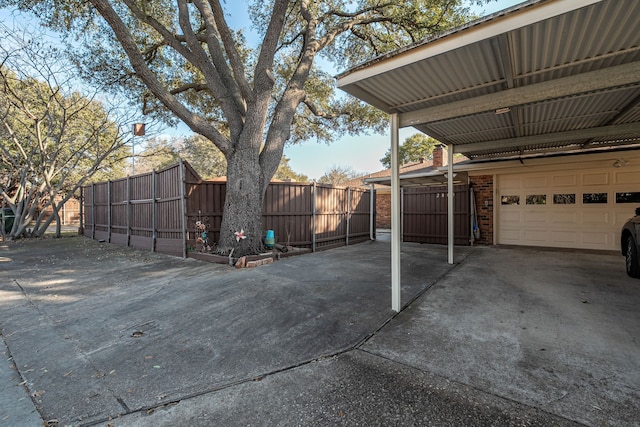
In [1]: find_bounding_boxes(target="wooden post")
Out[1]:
[126,176,131,247]
[1,198,6,241]
[79,186,84,235]
[346,187,351,246]
[179,159,187,258]
[91,183,96,240]
[401,187,404,242]
[61,198,66,225]
[152,169,157,252]
[312,181,317,252]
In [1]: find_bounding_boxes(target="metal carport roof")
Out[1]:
[336,0,640,311]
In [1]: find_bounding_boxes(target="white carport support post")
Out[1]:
[391,114,402,312]
[369,183,375,240]
[447,144,454,265]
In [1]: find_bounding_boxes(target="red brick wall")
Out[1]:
[433,145,446,168]
[376,192,391,228]
[469,175,494,245]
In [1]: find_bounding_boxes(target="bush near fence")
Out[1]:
[81,160,373,258]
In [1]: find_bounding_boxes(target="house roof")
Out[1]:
[337,0,640,160]
[346,156,469,188]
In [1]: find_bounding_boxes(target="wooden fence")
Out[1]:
[402,184,470,245]
[81,161,373,258]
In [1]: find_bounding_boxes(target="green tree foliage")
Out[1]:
[379,134,441,169]
[0,30,132,239]
[181,134,227,180]
[274,156,308,182]
[1,0,488,254]
[134,134,228,179]
[136,136,307,182]
[133,137,181,175]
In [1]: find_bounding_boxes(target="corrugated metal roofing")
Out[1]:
[337,0,640,160]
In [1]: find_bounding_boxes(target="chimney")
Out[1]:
[432,144,448,168]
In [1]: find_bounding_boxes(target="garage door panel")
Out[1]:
[614,171,640,184]
[581,232,610,246]
[552,175,577,187]
[524,211,547,223]
[523,230,548,242]
[499,229,522,242]
[500,176,523,190]
[524,176,548,188]
[583,211,610,224]
[616,211,637,225]
[582,172,609,185]
[551,212,577,224]
[551,231,576,244]
[501,211,522,223]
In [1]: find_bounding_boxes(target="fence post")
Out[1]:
[91,183,96,240]
[61,198,66,225]
[369,184,375,240]
[79,187,84,235]
[1,198,5,241]
[179,159,187,258]
[126,176,131,247]
[346,187,351,246]
[107,180,112,243]
[312,181,317,252]
[152,169,157,252]
[401,187,404,242]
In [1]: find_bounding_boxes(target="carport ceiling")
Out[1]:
[337,0,640,160]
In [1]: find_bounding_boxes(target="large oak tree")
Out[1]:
[2,0,487,255]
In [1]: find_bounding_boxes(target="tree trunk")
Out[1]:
[217,147,268,257]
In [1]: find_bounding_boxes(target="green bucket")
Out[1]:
[2,208,14,233]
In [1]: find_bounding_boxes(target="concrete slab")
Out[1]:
[362,246,640,426]
[0,237,467,425]
[99,350,578,427]
[1,237,637,426]
[0,334,43,427]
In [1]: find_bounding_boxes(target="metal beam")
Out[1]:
[455,122,640,154]
[391,113,402,312]
[399,61,640,128]
[337,0,602,88]
[447,145,454,265]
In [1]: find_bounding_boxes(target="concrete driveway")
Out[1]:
[0,237,638,426]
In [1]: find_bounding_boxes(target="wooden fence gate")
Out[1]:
[402,184,470,245]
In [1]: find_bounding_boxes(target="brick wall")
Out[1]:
[469,175,494,245]
[432,145,447,168]
[376,192,391,228]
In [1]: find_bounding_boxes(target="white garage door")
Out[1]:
[497,165,640,250]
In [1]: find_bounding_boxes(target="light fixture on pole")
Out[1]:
[132,123,145,175]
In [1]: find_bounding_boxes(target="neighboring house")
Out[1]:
[41,196,81,225]
[348,145,468,231]
[1,195,80,225]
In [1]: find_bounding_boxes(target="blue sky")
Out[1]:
[1,0,522,180]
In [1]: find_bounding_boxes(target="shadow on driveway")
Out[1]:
[1,237,637,426]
